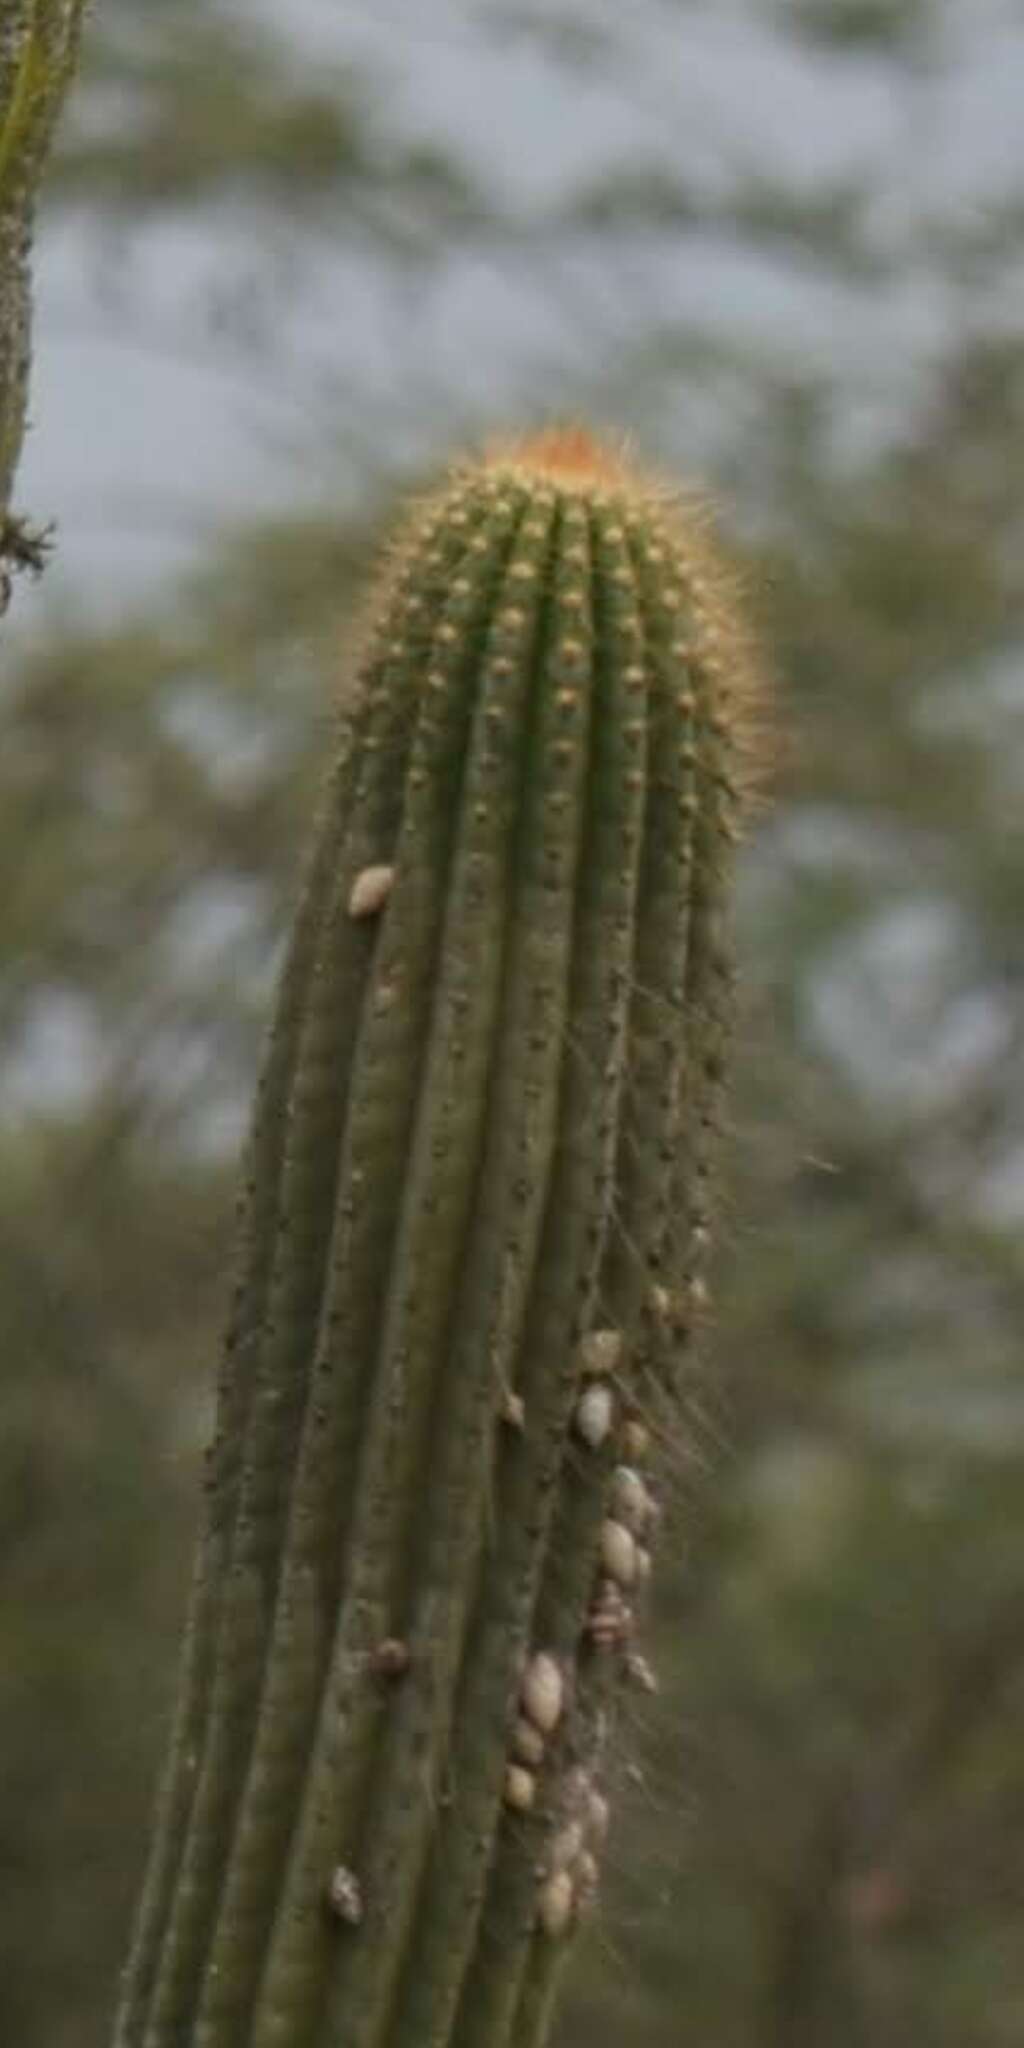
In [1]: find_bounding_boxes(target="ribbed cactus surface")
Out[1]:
[112,428,758,2048]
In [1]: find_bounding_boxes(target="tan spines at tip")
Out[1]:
[483,425,634,491]
[485,429,766,759]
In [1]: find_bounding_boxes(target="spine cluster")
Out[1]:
[112,426,758,2048]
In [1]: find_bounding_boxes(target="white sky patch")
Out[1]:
[807,898,1014,1114]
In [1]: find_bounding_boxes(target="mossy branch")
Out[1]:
[0,0,86,603]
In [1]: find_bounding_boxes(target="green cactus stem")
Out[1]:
[112,425,760,2048]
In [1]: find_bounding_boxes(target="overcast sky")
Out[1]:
[16,0,1024,618]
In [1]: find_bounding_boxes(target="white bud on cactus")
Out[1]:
[609,1463,650,1533]
[578,1328,623,1376]
[575,1383,613,1448]
[600,1517,638,1586]
[326,1865,363,1924]
[521,1651,564,1734]
[347,863,396,918]
[621,1417,650,1462]
[511,1716,546,1768]
[500,1386,525,1429]
[537,1868,575,1937]
[504,1764,536,1812]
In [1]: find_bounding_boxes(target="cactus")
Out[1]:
[112,426,760,2048]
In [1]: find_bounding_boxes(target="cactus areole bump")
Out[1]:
[112,427,760,2048]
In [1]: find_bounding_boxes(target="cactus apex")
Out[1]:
[476,421,767,801]
[482,423,633,490]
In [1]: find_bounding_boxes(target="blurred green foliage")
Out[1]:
[3,4,1023,2046]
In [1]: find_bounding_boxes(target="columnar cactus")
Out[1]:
[112,427,760,2048]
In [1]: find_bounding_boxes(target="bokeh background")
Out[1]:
[4,3,1024,2044]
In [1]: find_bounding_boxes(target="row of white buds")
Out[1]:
[503,1651,566,1812]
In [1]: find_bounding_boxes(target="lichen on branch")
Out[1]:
[0,0,86,597]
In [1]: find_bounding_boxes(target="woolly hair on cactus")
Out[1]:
[110,425,761,2048]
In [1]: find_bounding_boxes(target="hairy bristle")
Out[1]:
[484,424,632,489]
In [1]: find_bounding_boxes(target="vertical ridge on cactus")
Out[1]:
[116,488,504,2048]
[111,427,762,2048]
